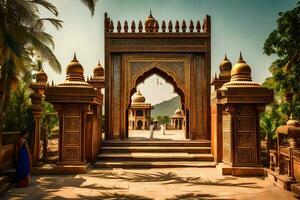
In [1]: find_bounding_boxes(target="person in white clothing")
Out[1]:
[150,123,154,138]
[160,124,164,135]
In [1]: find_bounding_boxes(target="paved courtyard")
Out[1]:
[128,130,186,140]
[3,168,298,200]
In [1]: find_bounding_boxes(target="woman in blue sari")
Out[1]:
[16,130,31,187]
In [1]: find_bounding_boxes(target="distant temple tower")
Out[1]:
[171,108,185,130]
[128,90,152,130]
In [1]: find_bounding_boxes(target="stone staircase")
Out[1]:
[94,140,215,168]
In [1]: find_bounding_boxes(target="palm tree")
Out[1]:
[0,0,62,142]
[81,0,98,16]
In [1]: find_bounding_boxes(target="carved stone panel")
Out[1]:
[62,104,82,162]
[63,147,80,161]
[234,104,258,166]
[110,38,206,47]
[64,118,80,132]
[112,55,121,136]
[66,104,81,116]
[64,133,80,146]
[236,148,255,163]
[222,114,231,163]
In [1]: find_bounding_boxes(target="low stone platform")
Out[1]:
[292,183,300,197]
[265,169,298,191]
[217,163,265,177]
[31,164,89,175]
[2,168,298,199]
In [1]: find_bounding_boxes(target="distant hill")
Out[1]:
[151,96,181,118]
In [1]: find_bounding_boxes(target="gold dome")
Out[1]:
[132,90,146,103]
[36,68,48,83]
[230,52,252,82]
[145,10,155,32]
[93,61,104,77]
[174,108,183,115]
[66,53,85,82]
[219,54,232,75]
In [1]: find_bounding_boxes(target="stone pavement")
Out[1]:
[3,168,299,200]
[129,130,186,140]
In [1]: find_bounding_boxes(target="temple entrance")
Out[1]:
[104,13,211,141]
[127,73,187,140]
[137,120,143,129]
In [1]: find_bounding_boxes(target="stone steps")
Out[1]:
[102,140,211,147]
[97,152,214,162]
[94,161,215,168]
[95,139,214,168]
[101,146,211,153]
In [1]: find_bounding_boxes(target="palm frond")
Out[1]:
[81,0,98,16]
[37,18,63,30]
[30,0,59,16]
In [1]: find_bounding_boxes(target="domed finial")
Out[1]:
[150,10,152,17]
[238,52,244,62]
[137,89,141,94]
[66,53,85,82]
[219,54,232,76]
[72,52,78,62]
[98,60,100,65]
[230,52,252,82]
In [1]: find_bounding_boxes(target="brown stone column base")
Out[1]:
[31,163,90,175]
[265,168,298,191]
[291,183,300,196]
[217,163,265,176]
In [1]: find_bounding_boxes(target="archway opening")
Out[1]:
[127,68,188,140]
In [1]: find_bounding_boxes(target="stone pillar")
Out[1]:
[211,54,232,164]
[217,53,273,176]
[30,69,48,166]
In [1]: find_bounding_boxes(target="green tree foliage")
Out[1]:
[162,116,171,124]
[155,115,171,124]
[3,82,34,133]
[263,1,300,119]
[0,0,62,136]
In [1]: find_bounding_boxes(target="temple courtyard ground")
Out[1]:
[3,167,299,200]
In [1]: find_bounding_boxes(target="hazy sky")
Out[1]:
[41,0,298,105]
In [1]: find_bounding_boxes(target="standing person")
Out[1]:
[163,123,166,135]
[160,124,164,135]
[16,130,31,187]
[149,123,154,138]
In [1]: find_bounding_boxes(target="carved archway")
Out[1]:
[129,67,185,106]
[126,67,189,139]
[104,13,212,140]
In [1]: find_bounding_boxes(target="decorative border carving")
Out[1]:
[110,38,206,47]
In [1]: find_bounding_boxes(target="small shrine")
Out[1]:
[43,54,103,172]
[216,53,273,176]
[128,90,152,130]
[171,108,185,130]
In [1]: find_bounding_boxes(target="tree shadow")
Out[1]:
[89,171,261,188]
[3,176,127,200]
[79,192,154,200]
[166,192,235,200]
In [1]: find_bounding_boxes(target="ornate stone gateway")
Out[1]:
[104,12,212,140]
